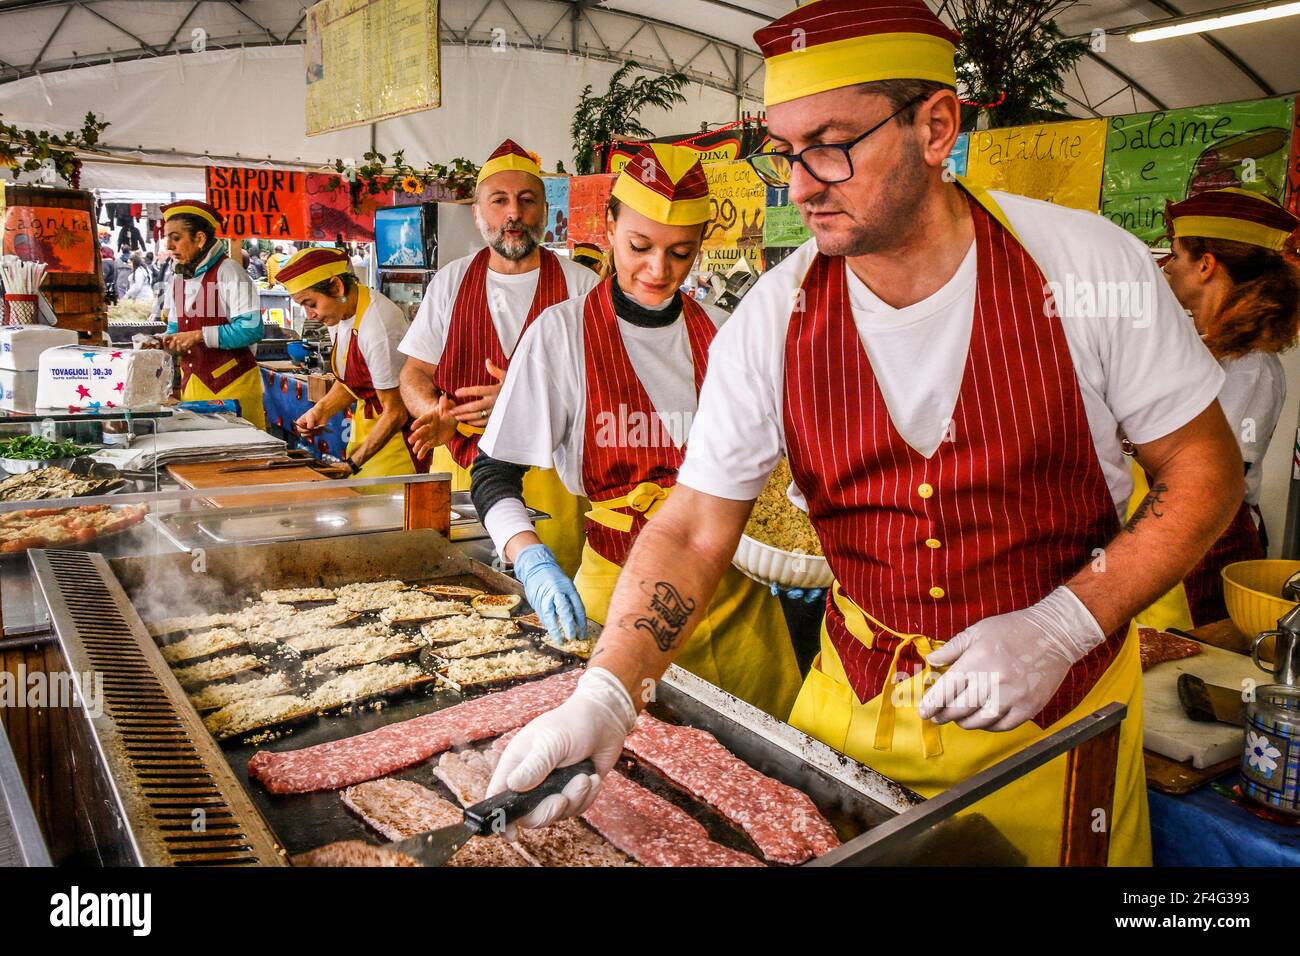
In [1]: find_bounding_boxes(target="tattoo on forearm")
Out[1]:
[634,582,698,652]
[1125,481,1168,533]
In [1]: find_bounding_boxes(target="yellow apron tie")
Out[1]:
[455,421,486,438]
[585,481,671,533]
[832,583,946,758]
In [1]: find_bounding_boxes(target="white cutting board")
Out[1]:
[1143,640,1263,769]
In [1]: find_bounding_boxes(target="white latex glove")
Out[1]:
[918,586,1105,732]
[486,667,637,833]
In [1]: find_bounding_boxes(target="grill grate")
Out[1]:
[30,549,286,867]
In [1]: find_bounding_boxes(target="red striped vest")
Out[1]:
[782,196,1127,728]
[332,296,431,472]
[580,279,715,566]
[433,246,568,468]
[173,254,258,394]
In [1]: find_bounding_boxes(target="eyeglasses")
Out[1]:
[745,97,926,188]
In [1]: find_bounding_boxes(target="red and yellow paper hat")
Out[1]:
[571,242,603,265]
[277,247,352,294]
[611,144,711,226]
[1165,188,1298,253]
[161,199,224,234]
[476,139,543,187]
[754,0,961,107]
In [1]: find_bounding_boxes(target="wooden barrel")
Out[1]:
[3,185,107,341]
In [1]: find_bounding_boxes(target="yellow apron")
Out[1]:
[787,584,1151,865]
[182,363,265,431]
[1127,460,1194,632]
[577,482,803,721]
[431,428,587,579]
[331,288,417,482]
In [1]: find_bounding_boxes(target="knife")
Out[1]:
[1177,673,1245,726]
[386,759,598,866]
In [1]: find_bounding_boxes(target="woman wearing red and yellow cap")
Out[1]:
[278,248,426,478]
[160,200,266,428]
[1153,189,1300,625]
[469,144,802,719]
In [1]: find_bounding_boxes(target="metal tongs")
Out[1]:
[385,759,596,866]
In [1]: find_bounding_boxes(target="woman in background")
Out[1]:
[160,199,266,428]
[1159,188,1300,624]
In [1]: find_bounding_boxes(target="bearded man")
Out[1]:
[399,140,598,578]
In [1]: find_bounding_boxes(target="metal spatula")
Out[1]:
[387,759,597,866]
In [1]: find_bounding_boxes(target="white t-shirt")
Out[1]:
[163,257,260,340]
[1218,351,1286,508]
[398,251,599,365]
[331,288,410,391]
[676,189,1226,517]
[478,293,727,550]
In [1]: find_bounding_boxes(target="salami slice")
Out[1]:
[622,714,840,864]
[1138,627,1203,671]
[582,771,762,867]
[247,669,580,794]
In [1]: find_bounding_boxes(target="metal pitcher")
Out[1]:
[1253,602,1300,688]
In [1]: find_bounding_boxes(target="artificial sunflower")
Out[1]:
[400,176,423,194]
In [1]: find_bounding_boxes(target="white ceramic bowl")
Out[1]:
[732,533,833,590]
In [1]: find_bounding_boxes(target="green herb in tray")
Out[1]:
[0,436,93,461]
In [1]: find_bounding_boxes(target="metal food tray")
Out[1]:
[144,490,548,549]
[27,529,1125,866]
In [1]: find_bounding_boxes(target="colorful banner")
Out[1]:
[303,173,394,242]
[605,124,768,174]
[1100,97,1293,243]
[567,174,616,245]
[206,167,309,241]
[3,205,95,274]
[964,119,1107,211]
[702,161,765,252]
[700,247,762,275]
[764,204,810,248]
[543,176,569,246]
[305,0,441,136]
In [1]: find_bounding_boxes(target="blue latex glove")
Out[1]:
[513,543,587,643]
[770,584,826,604]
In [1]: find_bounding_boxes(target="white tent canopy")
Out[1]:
[1,0,1296,191]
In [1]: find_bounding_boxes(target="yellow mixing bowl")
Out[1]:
[1222,559,1300,640]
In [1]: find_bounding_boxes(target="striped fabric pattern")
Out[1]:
[276,247,350,293]
[580,279,715,565]
[434,246,568,468]
[1168,189,1297,232]
[330,317,430,472]
[626,147,709,203]
[781,198,1126,728]
[754,0,961,58]
[173,255,258,394]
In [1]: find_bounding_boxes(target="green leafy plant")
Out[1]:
[0,112,109,187]
[570,63,690,174]
[951,0,1088,129]
[0,436,92,461]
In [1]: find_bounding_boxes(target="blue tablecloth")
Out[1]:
[1150,777,1300,866]
[259,367,349,461]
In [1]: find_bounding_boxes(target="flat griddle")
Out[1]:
[96,531,915,863]
[32,529,1072,866]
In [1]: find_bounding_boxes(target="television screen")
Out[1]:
[375,206,426,268]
